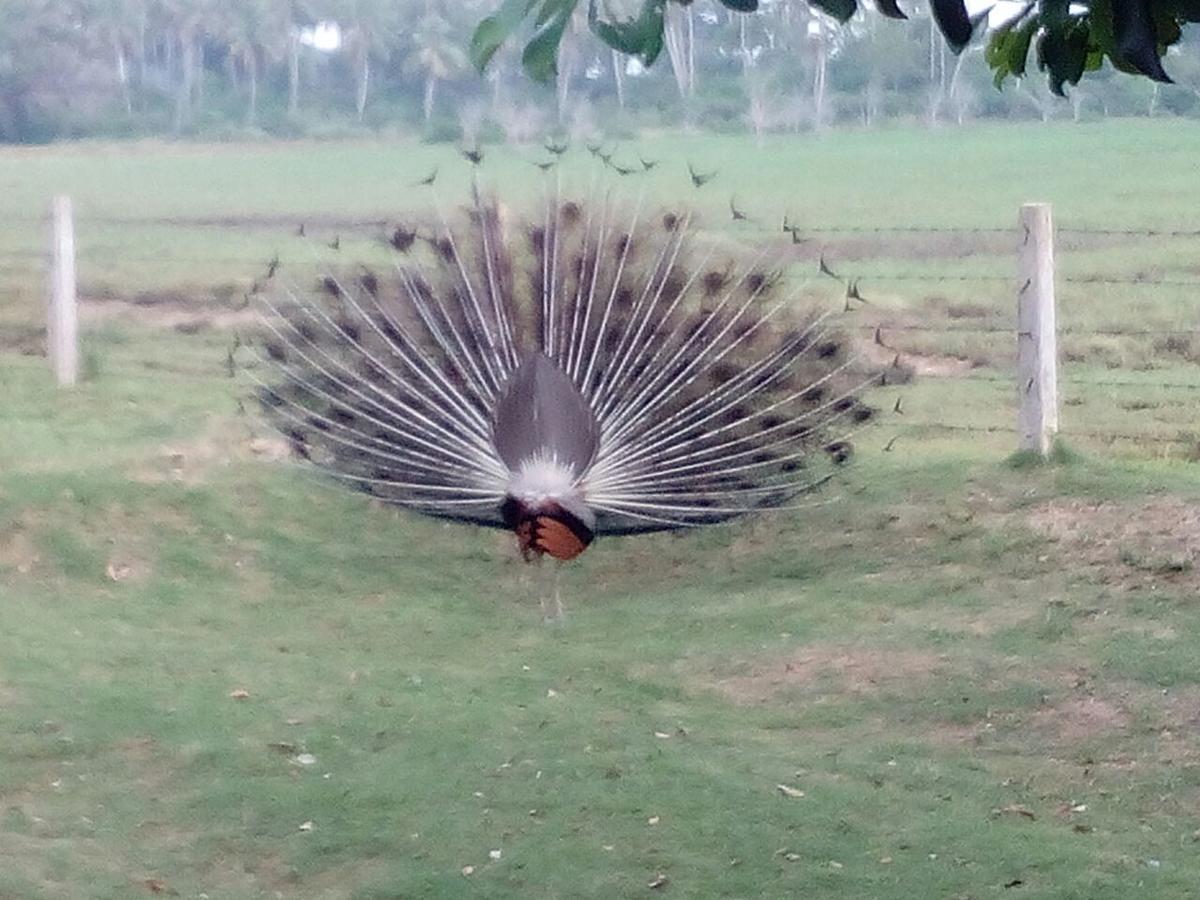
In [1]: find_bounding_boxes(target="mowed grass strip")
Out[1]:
[4,322,1200,897]
[4,122,1200,896]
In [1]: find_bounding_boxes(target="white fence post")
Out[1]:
[1017,202,1058,455]
[48,195,79,387]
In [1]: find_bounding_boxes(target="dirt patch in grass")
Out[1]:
[0,324,46,356]
[0,681,21,708]
[856,324,981,377]
[887,601,1038,637]
[1029,696,1132,744]
[0,527,40,575]
[129,423,289,485]
[81,292,259,332]
[1027,496,1200,591]
[709,644,946,705]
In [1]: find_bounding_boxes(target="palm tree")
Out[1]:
[86,0,145,118]
[218,0,292,126]
[405,3,467,126]
[338,0,397,122]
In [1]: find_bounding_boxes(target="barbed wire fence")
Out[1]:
[5,199,1200,459]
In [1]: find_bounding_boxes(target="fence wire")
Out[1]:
[5,215,1200,458]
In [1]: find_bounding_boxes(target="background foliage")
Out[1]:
[3,1,1200,144]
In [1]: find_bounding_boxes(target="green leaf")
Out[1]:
[810,0,857,23]
[470,0,536,73]
[589,0,667,64]
[985,16,1037,87]
[1037,19,1088,96]
[521,0,577,81]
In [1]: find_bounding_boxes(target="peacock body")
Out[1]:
[257,186,876,566]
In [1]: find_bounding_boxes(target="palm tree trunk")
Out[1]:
[193,36,205,112]
[663,10,688,100]
[288,33,300,115]
[174,31,194,134]
[423,72,437,125]
[114,42,132,117]
[612,49,624,109]
[686,6,696,94]
[556,44,575,122]
[246,53,258,126]
[356,53,371,122]
[812,24,828,131]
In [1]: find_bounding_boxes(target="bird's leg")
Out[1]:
[551,561,566,622]
[530,553,551,621]
[531,555,566,625]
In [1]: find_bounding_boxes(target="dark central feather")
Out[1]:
[492,353,598,477]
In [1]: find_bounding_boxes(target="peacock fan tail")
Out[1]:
[254,186,880,582]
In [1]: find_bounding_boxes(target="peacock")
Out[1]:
[255,175,878,616]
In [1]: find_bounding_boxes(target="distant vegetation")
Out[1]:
[5,0,1200,144]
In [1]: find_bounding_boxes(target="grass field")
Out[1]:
[5,121,1200,898]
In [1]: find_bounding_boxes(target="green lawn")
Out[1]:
[4,122,1200,898]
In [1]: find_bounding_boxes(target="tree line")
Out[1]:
[3,0,1199,144]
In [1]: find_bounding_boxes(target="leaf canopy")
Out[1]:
[471,0,1200,95]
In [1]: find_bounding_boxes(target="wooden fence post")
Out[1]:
[1017,202,1058,455]
[48,195,79,386]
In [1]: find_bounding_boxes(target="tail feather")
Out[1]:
[257,182,881,539]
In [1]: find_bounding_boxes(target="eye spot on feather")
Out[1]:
[435,237,455,262]
[731,322,756,342]
[817,341,840,359]
[703,270,729,296]
[264,340,287,363]
[709,362,738,385]
[614,233,632,255]
[320,276,341,297]
[780,460,804,473]
[410,277,434,302]
[825,441,853,465]
[662,276,686,300]
[745,271,772,295]
[390,227,416,252]
[722,406,749,426]
[529,226,546,252]
[359,270,379,296]
[760,415,785,431]
[336,318,361,342]
[833,398,855,413]
[561,201,582,224]
[258,387,284,408]
[802,386,825,404]
[662,212,680,231]
[781,329,811,352]
[285,428,310,459]
[358,359,384,381]
[852,405,875,423]
[296,320,318,343]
